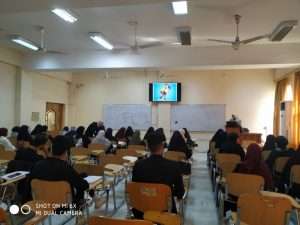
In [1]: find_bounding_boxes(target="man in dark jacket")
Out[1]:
[220,133,245,160]
[30,135,89,207]
[132,132,185,218]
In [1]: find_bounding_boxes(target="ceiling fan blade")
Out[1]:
[46,50,67,54]
[240,35,268,44]
[207,39,233,44]
[138,42,163,49]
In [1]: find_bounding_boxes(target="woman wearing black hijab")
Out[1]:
[168,130,192,159]
[105,128,116,142]
[156,128,166,143]
[125,126,134,138]
[82,122,98,148]
[262,135,276,151]
[142,127,155,146]
[75,126,85,140]
[115,127,126,141]
[31,124,43,136]
[211,129,227,149]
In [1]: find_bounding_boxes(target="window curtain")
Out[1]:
[291,72,300,148]
[273,78,288,136]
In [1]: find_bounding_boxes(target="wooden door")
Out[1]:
[45,102,65,132]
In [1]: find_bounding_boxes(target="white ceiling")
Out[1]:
[1,0,300,70]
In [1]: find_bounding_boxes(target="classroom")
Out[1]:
[0,0,300,225]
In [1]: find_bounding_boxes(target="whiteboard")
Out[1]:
[103,104,152,130]
[171,104,226,132]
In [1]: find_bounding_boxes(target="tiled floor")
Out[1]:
[14,141,219,225]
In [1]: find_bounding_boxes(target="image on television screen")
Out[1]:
[152,82,178,102]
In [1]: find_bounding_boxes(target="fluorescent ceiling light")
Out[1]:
[11,36,39,51]
[172,1,188,15]
[89,33,114,50]
[52,8,78,23]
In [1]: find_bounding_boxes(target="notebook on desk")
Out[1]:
[84,176,102,184]
[2,171,29,180]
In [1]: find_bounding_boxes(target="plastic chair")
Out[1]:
[260,191,300,225]
[274,157,290,175]
[236,193,292,225]
[214,153,241,191]
[88,216,152,225]
[219,173,264,221]
[261,150,272,161]
[31,179,73,225]
[273,157,290,190]
[144,211,181,225]
[290,165,300,186]
[126,182,172,215]
[216,153,241,178]
[31,179,72,204]
[225,173,265,198]
[74,163,113,213]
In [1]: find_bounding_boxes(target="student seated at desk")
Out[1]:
[211,129,227,149]
[92,130,112,152]
[132,132,185,218]
[142,127,155,146]
[168,130,192,159]
[220,133,245,160]
[262,134,276,152]
[10,126,20,139]
[0,128,16,151]
[182,128,197,147]
[105,128,116,142]
[115,127,126,141]
[74,126,85,146]
[266,136,294,170]
[129,130,142,145]
[15,134,46,163]
[280,148,300,197]
[30,135,89,206]
[156,128,167,144]
[125,126,134,140]
[31,124,43,137]
[234,143,273,190]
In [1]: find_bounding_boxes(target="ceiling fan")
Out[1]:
[34,26,66,54]
[208,14,269,50]
[118,21,163,54]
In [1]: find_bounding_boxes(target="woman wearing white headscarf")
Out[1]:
[92,130,112,150]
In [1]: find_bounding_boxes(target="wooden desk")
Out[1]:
[240,133,262,143]
[1,171,29,200]
[0,160,9,167]
[90,150,104,157]
[72,155,89,161]
[136,150,148,157]
[122,156,138,164]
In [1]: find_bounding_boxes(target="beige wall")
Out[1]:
[19,71,70,128]
[0,62,18,129]
[70,70,158,127]
[0,47,71,130]
[70,69,276,139]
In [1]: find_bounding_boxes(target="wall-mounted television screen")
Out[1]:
[149,82,181,102]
